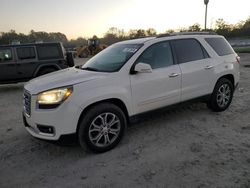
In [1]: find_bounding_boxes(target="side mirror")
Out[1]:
[134,63,152,73]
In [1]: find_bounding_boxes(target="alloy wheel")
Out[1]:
[216,83,231,108]
[88,112,121,147]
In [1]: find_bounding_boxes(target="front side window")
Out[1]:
[136,41,174,69]
[82,43,143,72]
[17,47,36,60]
[172,39,206,64]
[0,48,12,62]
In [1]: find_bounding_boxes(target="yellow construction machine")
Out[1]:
[76,38,107,58]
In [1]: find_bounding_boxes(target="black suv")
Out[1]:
[0,42,74,84]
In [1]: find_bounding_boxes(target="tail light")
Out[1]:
[236,56,240,64]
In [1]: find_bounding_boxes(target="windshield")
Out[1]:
[81,43,143,72]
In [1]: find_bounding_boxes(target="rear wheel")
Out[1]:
[78,103,126,153]
[207,78,234,112]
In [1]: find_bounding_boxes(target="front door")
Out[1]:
[130,41,182,114]
[0,47,17,83]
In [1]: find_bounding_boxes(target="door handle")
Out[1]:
[204,65,213,70]
[169,73,179,78]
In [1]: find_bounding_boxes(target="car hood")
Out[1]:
[24,67,107,94]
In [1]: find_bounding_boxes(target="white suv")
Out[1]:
[23,32,240,152]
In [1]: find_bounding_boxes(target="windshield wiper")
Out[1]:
[81,67,100,72]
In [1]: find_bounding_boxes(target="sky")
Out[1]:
[0,0,249,39]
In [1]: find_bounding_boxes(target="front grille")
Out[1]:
[23,90,31,117]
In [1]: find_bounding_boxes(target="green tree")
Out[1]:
[243,16,250,29]
[188,23,201,32]
[166,29,175,34]
[0,30,21,44]
[129,29,146,39]
[49,32,68,43]
[214,18,233,37]
[146,28,157,36]
[102,27,127,45]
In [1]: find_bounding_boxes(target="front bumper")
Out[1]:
[23,114,58,140]
[23,93,82,140]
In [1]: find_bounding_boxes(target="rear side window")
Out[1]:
[17,47,36,60]
[172,39,206,64]
[205,37,234,56]
[37,44,62,60]
[0,48,12,62]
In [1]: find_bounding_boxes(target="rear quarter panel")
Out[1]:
[199,36,240,92]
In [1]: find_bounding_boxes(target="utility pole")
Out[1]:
[204,0,209,30]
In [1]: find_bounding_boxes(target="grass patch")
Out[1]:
[234,46,250,53]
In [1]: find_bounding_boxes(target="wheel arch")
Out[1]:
[33,64,61,77]
[216,74,235,89]
[76,98,130,134]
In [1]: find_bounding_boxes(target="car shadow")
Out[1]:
[0,83,24,93]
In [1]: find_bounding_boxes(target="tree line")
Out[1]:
[0,17,249,47]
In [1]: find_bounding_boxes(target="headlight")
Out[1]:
[37,87,73,105]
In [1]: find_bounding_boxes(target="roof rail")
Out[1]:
[157,31,217,38]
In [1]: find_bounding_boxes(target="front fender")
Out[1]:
[73,82,133,117]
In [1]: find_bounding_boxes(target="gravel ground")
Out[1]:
[0,55,250,188]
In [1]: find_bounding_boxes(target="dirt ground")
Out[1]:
[1,55,250,188]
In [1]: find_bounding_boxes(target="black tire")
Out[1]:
[37,67,57,77]
[66,52,75,67]
[207,78,234,112]
[78,103,126,153]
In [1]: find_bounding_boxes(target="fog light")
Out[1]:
[37,125,55,134]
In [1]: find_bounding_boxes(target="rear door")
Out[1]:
[15,46,38,79]
[171,38,214,101]
[0,47,17,82]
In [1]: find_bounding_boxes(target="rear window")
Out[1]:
[37,44,62,60]
[17,47,36,60]
[172,39,207,64]
[205,37,234,56]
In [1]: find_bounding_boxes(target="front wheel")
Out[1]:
[207,78,234,112]
[78,103,126,153]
